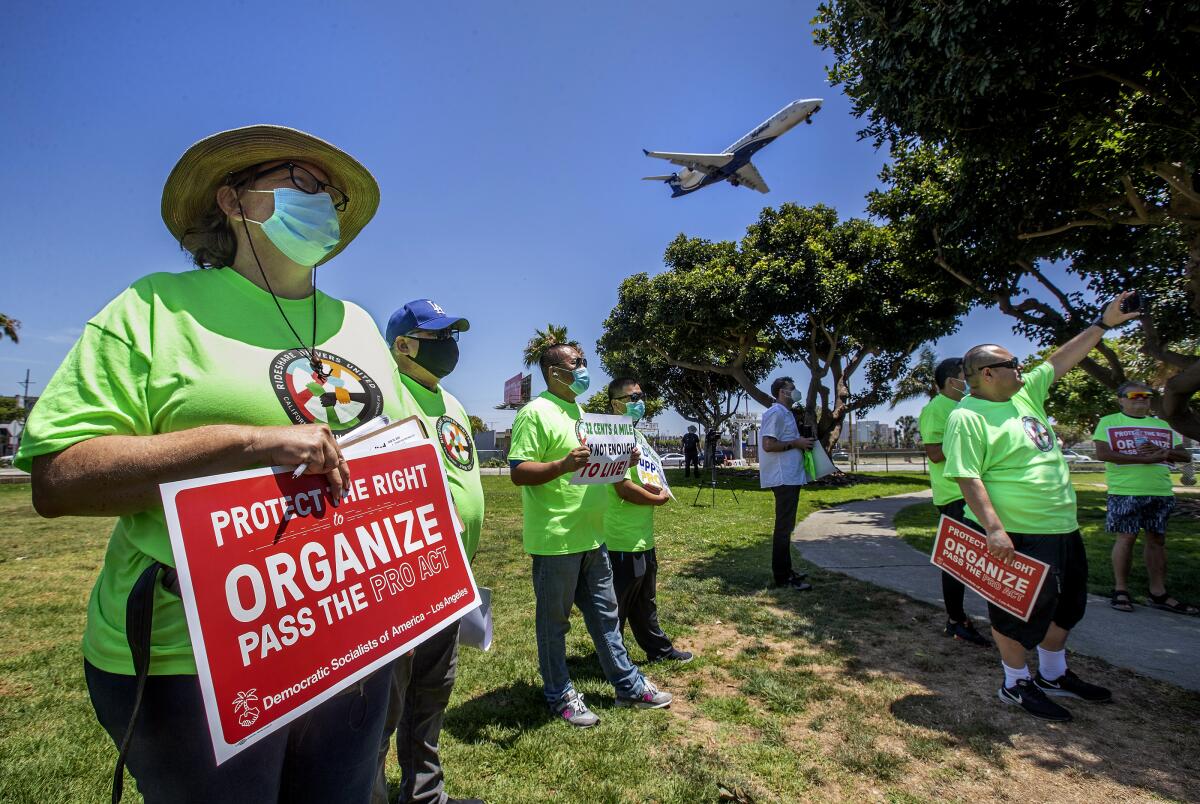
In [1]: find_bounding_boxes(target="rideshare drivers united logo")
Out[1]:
[270,348,384,433]
[1022,416,1055,452]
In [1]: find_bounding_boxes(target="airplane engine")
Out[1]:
[677,168,705,190]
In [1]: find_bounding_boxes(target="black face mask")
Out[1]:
[412,338,460,378]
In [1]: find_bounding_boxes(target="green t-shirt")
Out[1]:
[17,268,420,676]
[1091,412,1180,497]
[604,430,655,552]
[943,362,1077,534]
[399,373,485,560]
[508,391,607,555]
[917,393,963,506]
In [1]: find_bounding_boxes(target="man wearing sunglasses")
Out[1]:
[509,344,672,727]
[942,292,1139,722]
[376,299,484,804]
[759,376,814,591]
[605,378,693,664]
[1092,383,1196,616]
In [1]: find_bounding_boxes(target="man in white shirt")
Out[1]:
[759,376,814,590]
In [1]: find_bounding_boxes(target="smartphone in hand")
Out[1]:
[1120,291,1141,314]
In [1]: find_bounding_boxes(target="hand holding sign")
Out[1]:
[569,414,636,485]
[561,445,592,473]
[986,528,1016,564]
[931,516,1050,621]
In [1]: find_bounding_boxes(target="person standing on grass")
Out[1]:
[1092,382,1198,616]
[758,376,813,591]
[605,377,693,664]
[375,298,485,804]
[17,125,418,803]
[943,293,1140,722]
[508,343,672,727]
[918,357,989,647]
[682,425,701,478]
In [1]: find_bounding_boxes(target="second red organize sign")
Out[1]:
[930,515,1050,621]
[161,441,480,764]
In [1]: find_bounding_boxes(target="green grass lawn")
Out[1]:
[894,483,1200,605]
[3,471,1199,803]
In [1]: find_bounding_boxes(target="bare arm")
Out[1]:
[1047,293,1140,382]
[924,443,946,463]
[31,423,350,518]
[510,446,590,486]
[614,478,669,506]
[762,436,814,453]
[954,477,1015,563]
[1093,440,1177,465]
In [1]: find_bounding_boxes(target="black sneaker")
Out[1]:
[773,572,812,591]
[1033,669,1112,703]
[944,618,989,647]
[647,648,694,664]
[998,678,1072,721]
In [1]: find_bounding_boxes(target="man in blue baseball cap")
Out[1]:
[374,299,484,804]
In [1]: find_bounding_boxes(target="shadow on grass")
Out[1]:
[682,536,1200,802]
[443,679,549,746]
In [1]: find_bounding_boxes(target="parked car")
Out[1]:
[831,450,850,461]
[658,452,685,468]
[1062,449,1100,464]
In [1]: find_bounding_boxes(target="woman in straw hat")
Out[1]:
[16,125,419,802]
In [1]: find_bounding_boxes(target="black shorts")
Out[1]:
[936,498,967,524]
[986,531,1088,650]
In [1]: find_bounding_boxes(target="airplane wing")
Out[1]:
[643,150,733,173]
[733,162,769,194]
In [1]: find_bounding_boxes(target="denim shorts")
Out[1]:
[1106,494,1175,535]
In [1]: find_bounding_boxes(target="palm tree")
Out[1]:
[889,345,937,408]
[522,324,579,369]
[0,315,20,344]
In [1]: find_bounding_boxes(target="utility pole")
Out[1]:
[17,369,36,407]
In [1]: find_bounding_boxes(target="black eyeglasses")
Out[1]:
[561,356,587,369]
[614,392,645,402]
[979,358,1020,371]
[407,329,460,342]
[247,162,349,211]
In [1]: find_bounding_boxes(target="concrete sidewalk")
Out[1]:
[792,490,1200,692]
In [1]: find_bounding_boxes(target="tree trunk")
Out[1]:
[1163,358,1200,441]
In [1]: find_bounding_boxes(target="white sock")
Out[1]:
[1037,647,1067,681]
[1002,661,1031,689]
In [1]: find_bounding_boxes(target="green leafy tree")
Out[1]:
[599,204,963,446]
[0,315,19,344]
[0,396,26,422]
[889,345,938,408]
[816,0,1200,437]
[581,388,666,420]
[522,324,579,369]
[467,415,486,434]
[895,414,918,448]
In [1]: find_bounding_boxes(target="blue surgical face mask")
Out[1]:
[245,188,341,266]
[625,400,646,421]
[569,366,590,395]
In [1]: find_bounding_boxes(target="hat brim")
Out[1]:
[161,125,379,266]
[416,315,471,332]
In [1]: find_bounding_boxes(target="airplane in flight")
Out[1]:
[642,99,823,197]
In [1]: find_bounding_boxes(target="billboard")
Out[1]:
[503,373,531,407]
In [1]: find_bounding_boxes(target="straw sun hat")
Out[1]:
[161,125,380,265]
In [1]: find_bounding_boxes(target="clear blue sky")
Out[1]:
[1,0,1055,434]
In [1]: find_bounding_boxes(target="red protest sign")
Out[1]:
[1107,425,1173,455]
[161,441,479,764]
[930,515,1049,622]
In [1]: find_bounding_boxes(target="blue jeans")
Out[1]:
[531,545,645,706]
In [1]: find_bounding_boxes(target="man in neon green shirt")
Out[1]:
[375,298,485,804]
[509,343,672,727]
[605,377,692,663]
[918,357,987,646]
[943,293,1138,722]
[1092,382,1196,616]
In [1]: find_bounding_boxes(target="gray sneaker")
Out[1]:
[616,679,672,709]
[553,690,599,727]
